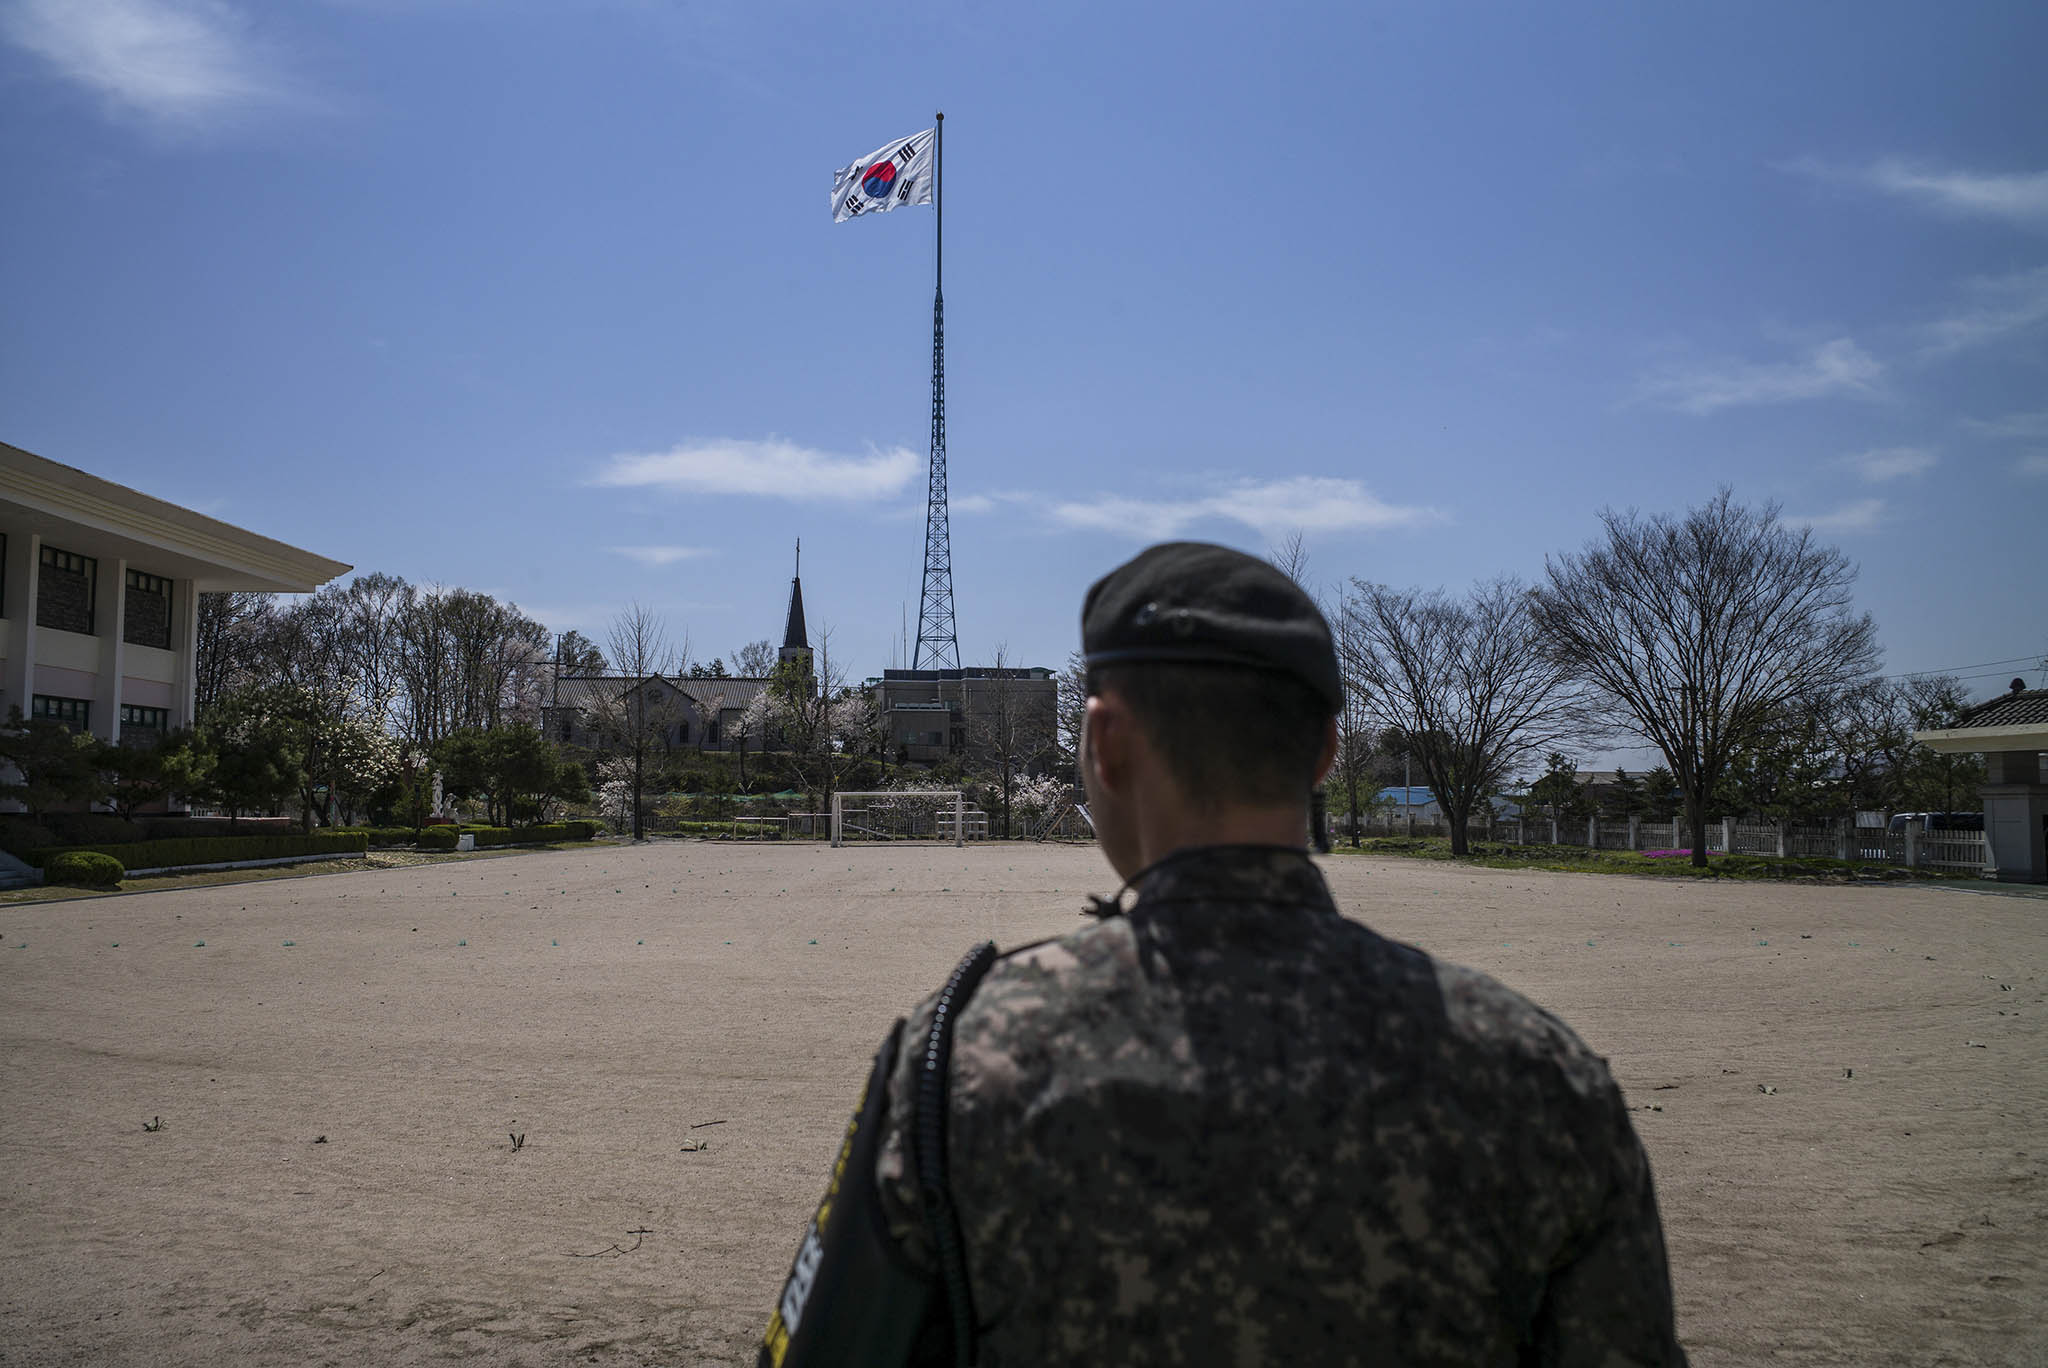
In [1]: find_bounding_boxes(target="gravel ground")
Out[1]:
[2,840,2041,1366]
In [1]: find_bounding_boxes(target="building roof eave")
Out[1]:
[3,441,351,592]
[1912,723,2048,754]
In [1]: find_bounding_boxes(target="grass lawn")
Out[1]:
[1326,834,1968,883]
[0,841,615,906]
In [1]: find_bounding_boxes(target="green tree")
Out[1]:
[488,724,586,824]
[436,724,588,826]
[97,729,212,821]
[201,691,305,827]
[0,710,104,820]
[1526,752,1588,823]
[1640,766,1682,821]
[1599,769,1646,820]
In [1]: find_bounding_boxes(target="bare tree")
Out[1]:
[194,591,276,719]
[731,639,776,677]
[760,627,859,816]
[1328,604,1377,846]
[333,572,411,730]
[1267,532,1312,591]
[1344,578,1579,855]
[965,644,1057,838]
[1530,489,1880,868]
[1054,650,1087,781]
[1898,675,1984,814]
[389,586,551,746]
[586,604,686,840]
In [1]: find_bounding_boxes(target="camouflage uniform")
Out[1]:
[873,844,1687,1365]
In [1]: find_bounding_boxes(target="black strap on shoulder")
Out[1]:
[916,940,999,1368]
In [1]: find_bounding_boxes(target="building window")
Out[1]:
[32,695,91,731]
[124,569,173,649]
[120,704,169,737]
[37,546,97,635]
[707,720,720,744]
[558,716,574,742]
[679,720,690,744]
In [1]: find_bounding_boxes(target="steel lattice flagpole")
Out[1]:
[914,111,960,671]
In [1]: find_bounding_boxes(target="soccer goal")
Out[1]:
[831,790,984,847]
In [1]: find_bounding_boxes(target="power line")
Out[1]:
[1881,655,2038,682]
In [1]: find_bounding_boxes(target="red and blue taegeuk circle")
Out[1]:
[861,160,898,198]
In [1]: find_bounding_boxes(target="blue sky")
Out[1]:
[3,1,2043,725]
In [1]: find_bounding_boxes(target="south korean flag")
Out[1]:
[830,128,935,223]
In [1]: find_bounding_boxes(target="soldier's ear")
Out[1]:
[1313,714,1338,788]
[1082,692,1132,795]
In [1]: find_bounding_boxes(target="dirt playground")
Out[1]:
[1,841,2041,1366]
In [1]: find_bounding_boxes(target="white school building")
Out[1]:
[0,440,350,746]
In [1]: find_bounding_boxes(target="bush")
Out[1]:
[21,831,369,873]
[565,820,600,841]
[415,826,461,851]
[45,851,124,887]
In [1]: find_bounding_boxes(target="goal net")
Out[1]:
[831,790,985,847]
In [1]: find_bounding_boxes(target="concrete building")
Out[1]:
[1914,679,2048,883]
[0,441,349,746]
[872,666,1057,766]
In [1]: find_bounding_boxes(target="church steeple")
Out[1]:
[779,539,812,669]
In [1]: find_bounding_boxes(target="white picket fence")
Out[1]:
[1341,812,1990,875]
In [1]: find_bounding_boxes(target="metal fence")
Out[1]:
[1337,812,1991,875]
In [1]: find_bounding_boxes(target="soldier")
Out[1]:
[760,541,1686,1367]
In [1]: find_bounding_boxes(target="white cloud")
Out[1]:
[592,437,921,501]
[608,545,713,568]
[1637,338,1881,415]
[1789,498,1886,534]
[1842,446,1936,482]
[948,490,1034,516]
[1963,411,2048,440]
[1797,158,2048,229]
[2018,453,2048,478]
[1,0,299,127]
[1921,266,2048,358]
[1051,476,1441,541]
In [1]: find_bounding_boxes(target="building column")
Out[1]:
[94,557,127,744]
[173,578,200,728]
[2,533,41,722]
[1982,750,2048,884]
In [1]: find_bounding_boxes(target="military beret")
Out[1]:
[1081,541,1342,714]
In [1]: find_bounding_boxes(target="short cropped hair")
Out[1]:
[1088,661,1330,810]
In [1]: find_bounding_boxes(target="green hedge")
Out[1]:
[415,823,597,851]
[46,851,125,887]
[21,831,369,873]
[328,826,422,848]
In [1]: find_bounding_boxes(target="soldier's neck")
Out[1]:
[1133,803,1312,873]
